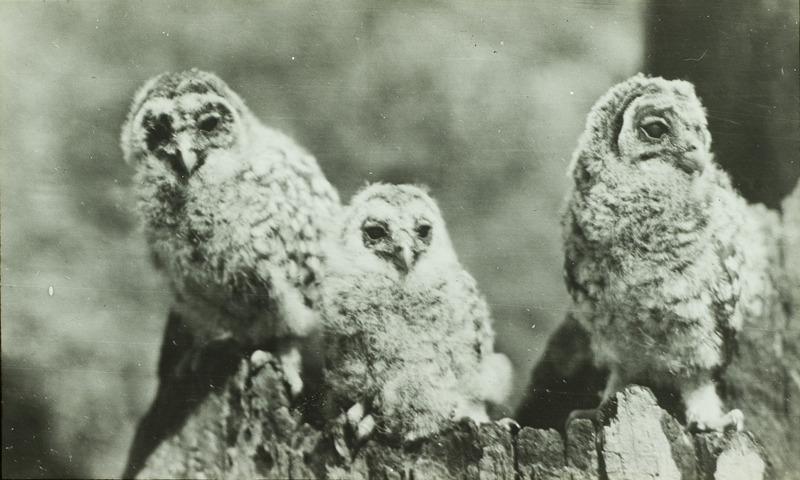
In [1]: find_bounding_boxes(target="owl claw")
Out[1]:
[724,409,745,432]
[250,349,271,369]
[283,368,304,398]
[688,408,744,433]
[346,402,365,425]
[332,403,376,459]
[355,414,376,440]
[496,417,521,435]
[566,408,599,431]
[278,346,304,398]
[346,402,376,440]
[332,419,351,459]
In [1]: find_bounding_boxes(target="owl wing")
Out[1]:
[712,199,783,368]
[444,269,493,358]
[562,200,606,308]
[708,176,751,367]
[449,269,512,406]
[243,135,340,336]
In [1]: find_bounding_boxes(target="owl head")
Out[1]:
[337,183,457,276]
[570,74,713,185]
[120,69,253,181]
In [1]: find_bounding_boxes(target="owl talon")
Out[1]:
[283,370,303,398]
[496,417,521,435]
[331,404,375,459]
[346,402,365,425]
[345,403,376,441]
[278,347,304,398]
[250,349,271,370]
[566,408,599,431]
[688,408,744,433]
[331,418,352,459]
[355,414,376,440]
[724,409,745,432]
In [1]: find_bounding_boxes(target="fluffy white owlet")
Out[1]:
[562,74,770,432]
[322,183,513,447]
[120,69,341,392]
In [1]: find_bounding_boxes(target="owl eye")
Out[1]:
[363,224,388,241]
[640,118,670,139]
[416,224,431,239]
[198,114,220,132]
[145,115,172,150]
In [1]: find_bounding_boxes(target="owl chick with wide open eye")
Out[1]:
[322,183,512,449]
[120,69,343,478]
[121,70,249,183]
[560,74,751,434]
[617,93,712,176]
[361,215,433,275]
[142,102,236,178]
[334,183,457,280]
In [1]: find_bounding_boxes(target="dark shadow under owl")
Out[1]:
[517,74,783,434]
[119,69,340,477]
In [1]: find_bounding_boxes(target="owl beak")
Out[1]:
[675,142,706,175]
[180,147,199,175]
[393,243,415,275]
[176,133,200,175]
[168,132,204,177]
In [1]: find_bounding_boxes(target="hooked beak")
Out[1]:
[392,242,415,275]
[165,132,203,179]
[675,142,707,175]
[176,133,202,174]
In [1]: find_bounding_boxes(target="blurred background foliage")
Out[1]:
[0,1,795,478]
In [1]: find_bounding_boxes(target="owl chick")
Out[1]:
[321,183,512,447]
[562,74,756,432]
[120,69,340,393]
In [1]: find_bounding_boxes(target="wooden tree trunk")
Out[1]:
[125,348,772,479]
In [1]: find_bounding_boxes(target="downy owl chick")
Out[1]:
[120,69,340,392]
[562,74,767,431]
[322,183,512,446]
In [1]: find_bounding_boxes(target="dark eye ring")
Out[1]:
[149,123,171,141]
[640,119,670,139]
[145,115,172,150]
[364,225,387,240]
[198,114,220,132]
[416,224,431,239]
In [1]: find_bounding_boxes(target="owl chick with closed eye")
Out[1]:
[562,74,765,432]
[322,184,512,448]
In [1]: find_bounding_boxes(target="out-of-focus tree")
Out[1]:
[644,0,799,209]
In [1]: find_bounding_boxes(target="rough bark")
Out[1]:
[126,348,772,479]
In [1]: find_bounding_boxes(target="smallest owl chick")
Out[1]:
[322,183,512,446]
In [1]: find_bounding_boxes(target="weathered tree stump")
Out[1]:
[126,347,775,479]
